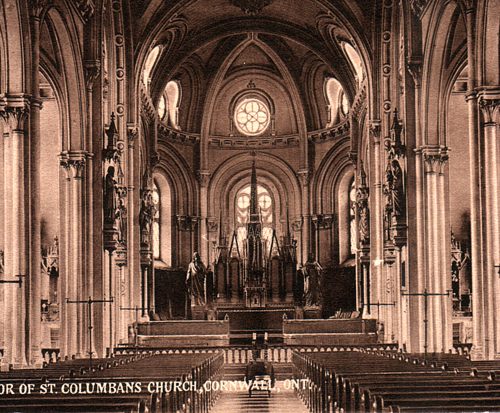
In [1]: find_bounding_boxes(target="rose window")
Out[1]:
[234,98,270,136]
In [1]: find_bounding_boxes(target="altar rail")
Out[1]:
[115,343,399,365]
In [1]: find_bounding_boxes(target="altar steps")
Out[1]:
[210,381,309,413]
[223,363,294,381]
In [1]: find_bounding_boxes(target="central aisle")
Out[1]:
[210,381,309,413]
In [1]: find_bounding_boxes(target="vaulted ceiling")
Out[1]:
[131,0,376,133]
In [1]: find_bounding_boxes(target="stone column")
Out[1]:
[126,125,138,332]
[422,146,450,352]
[28,1,46,367]
[198,170,210,264]
[462,3,485,360]
[478,97,500,357]
[369,121,382,319]
[1,114,13,370]
[84,60,100,357]
[298,169,310,265]
[3,105,30,368]
[407,61,426,353]
[60,153,86,358]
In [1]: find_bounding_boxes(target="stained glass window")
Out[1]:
[143,46,160,88]
[158,95,166,120]
[165,81,180,129]
[234,98,270,136]
[235,184,274,253]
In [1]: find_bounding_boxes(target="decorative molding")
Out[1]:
[140,88,156,123]
[308,119,350,143]
[350,85,367,119]
[158,122,199,145]
[209,134,299,149]
[229,0,273,15]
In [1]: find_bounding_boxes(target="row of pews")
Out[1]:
[292,349,500,412]
[0,351,223,412]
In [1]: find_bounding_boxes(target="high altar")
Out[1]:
[212,161,298,310]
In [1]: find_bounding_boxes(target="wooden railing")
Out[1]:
[115,343,399,365]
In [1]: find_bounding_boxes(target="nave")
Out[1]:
[0,1,499,412]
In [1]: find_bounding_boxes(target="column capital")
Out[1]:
[369,120,381,143]
[127,124,138,145]
[311,214,334,230]
[1,105,30,131]
[421,145,449,174]
[478,97,500,125]
[30,0,52,19]
[410,0,428,18]
[347,151,358,167]
[297,168,311,187]
[196,170,211,188]
[84,60,101,91]
[59,151,89,180]
[406,57,423,88]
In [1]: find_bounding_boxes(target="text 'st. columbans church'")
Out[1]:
[0,0,499,411]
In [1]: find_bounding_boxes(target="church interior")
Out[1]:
[0,0,499,411]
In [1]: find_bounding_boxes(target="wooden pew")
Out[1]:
[0,351,223,413]
[292,349,500,413]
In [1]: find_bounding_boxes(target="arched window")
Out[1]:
[165,80,181,130]
[342,42,364,87]
[349,179,357,256]
[235,184,273,254]
[152,182,160,259]
[152,175,172,266]
[143,46,161,89]
[157,95,166,120]
[325,78,343,127]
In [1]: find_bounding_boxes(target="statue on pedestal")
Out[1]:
[302,254,323,308]
[186,252,207,307]
[104,166,118,225]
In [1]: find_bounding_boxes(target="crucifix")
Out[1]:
[119,305,148,351]
[66,296,114,369]
[401,288,452,358]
